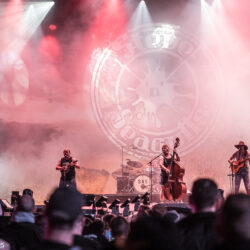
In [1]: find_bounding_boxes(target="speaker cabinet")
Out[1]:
[117,177,129,193]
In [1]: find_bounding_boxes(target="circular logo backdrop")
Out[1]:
[90,24,224,159]
[0,51,29,106]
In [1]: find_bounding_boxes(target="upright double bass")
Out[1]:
[163,138,187,201]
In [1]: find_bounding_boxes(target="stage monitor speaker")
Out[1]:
[117,177,129,193]
[163,203,191,215]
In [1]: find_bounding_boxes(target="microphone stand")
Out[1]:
[227,164,235,193]
[121,146,124,176]
[147,153,162,203]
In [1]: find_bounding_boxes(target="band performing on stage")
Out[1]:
[56,140,250,200]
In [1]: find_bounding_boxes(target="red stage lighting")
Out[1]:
[49,24,57,31]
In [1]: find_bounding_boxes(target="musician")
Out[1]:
[56,148,80,189]
[228,141,250,195]
[159,144,180,201]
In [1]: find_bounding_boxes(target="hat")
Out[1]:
[235,141,248,150]
[45,187,83,222]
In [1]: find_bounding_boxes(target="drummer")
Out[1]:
[159,144,180,201]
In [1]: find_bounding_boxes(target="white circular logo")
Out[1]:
[90,24,224,159]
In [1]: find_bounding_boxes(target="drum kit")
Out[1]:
[112,159,161,194]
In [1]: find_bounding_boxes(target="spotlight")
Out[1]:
[96,196,108,208]
[49,24,57,31]
[141,192,150,205]
[109,199,120,215]
[120,198,130,217]
[131,195,141,211]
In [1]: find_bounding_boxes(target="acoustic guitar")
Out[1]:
[230,158,250,174]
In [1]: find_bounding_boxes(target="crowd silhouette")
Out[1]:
[0,178,249,250]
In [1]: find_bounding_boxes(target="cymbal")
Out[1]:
[111,168,137,179]
[121,164,133,170]
[126,159,143,168]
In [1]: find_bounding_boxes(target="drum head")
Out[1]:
[133,175,150,193]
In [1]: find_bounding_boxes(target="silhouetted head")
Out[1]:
[16,195,35,213]
[190,178,218,212]
[218,193,250,241]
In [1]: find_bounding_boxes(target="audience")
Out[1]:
[103,214,115,242]
[125,216,180,250]
[177,178,219,250]
[33,187,83,249]
[83,219,109,249]
[3,194,42,249]
[73,215,102,250]
[215,193,250,250]
[108,216,129,250]
[1,178,250,250]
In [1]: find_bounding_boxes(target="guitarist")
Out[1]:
[56,148,80,189]
[228,141,250,195]
[159,144,180,201]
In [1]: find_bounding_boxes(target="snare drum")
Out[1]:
[133,175,150,193]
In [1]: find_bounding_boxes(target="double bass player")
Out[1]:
[159,143,180,202]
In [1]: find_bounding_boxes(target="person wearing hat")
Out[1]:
[56,148,80,189]
[228,141,250,194]
[33,187,84,249]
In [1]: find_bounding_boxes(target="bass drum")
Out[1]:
[133,175,150,193]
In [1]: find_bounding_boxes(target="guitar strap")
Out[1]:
[60,156,72,166]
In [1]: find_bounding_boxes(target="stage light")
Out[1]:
[82,194,95,207]
[131,195,141,211]
[96,195,108,208]
[141,192,150,205]
[95,196,108,216]
[109,199,120,215]
[129,0,152,28]
[49,24,56,31]
[0,1,55,55]
[120,198,130,217]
